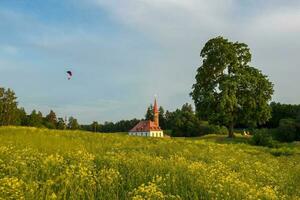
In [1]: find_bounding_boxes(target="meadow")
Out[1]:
[0,127,299,200]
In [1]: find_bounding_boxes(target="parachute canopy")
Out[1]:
[66,71,72,80]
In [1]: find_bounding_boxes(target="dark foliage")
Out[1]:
[199,122,229,135]
[265,102,300,128]
[250,129,275,147]
[44,110,57,129]
[165,104,202,137]
[275,118,298,142]
[68,117,80,130]
[81,119,140,133]
[0,88,19,125]
[145,105,154,121]
[1,86,300,142]
[191,36,274,137]
[270,147,294,156]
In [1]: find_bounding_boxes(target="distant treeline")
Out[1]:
[81,119,140,133]
[1,87,300,139]
[80,102,300,138]
[0,87,79,130]
[265,102,300,128]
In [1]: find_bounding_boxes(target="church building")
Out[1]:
[129,98,164,137]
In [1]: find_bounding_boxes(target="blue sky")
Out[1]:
[1,0,300,123]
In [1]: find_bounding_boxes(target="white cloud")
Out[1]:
[235,5,300,104]
[89,0,300,104]
[2,0,300,123]
[243,7,300,38]
[91,0,235,42]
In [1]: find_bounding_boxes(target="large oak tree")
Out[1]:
[191,37,274,137]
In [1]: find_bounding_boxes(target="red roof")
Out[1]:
[129,120,162,132]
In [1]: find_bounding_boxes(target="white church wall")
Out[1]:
[129,132,150,137]
[150,131,164,137]
[129,131,164,137]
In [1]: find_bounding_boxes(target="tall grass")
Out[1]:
[0,126,299,199]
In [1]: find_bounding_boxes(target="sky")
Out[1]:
[1,0,300,124]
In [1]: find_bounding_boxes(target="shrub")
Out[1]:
[296,115,300,140]
[163,130,172,136]
[251,129,275,147]
[270,147,294,156]
[166,105,203,137]
[43,122,56,129]
[275,118,297,142]
[199,122,229,135]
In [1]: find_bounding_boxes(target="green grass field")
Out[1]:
[0,127,299,200]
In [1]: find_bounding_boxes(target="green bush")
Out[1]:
[251,129,275,147]
[270,147,294,156]
[275,118,297,142]
[199,122,229,135]
[163,130,172,136]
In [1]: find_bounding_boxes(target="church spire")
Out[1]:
[153,97,159,126]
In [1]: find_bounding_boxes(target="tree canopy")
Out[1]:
[44,110,58,129]
[0,88,19,126]
[191,36,274,137]
[68,117,80,130]
[265,102,300,128]
[165,103,202,137]
[145,104,154,121]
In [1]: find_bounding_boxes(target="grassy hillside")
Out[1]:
[0,127,299,200]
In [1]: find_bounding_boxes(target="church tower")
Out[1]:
[128,97,164,137]
[153,98,159,126]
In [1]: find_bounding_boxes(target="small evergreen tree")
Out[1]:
[145,104,154,120]
[28,110,43,127]
[17,107,27,126]
[0,88,19,125]
[68,117,80,130]
[91,121,99,132]
[56,118,66,130]
[159,106,166,129]
[165,104,202,137]
[44,110,57,129]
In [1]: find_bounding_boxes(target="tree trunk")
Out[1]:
[228,122,235,138]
